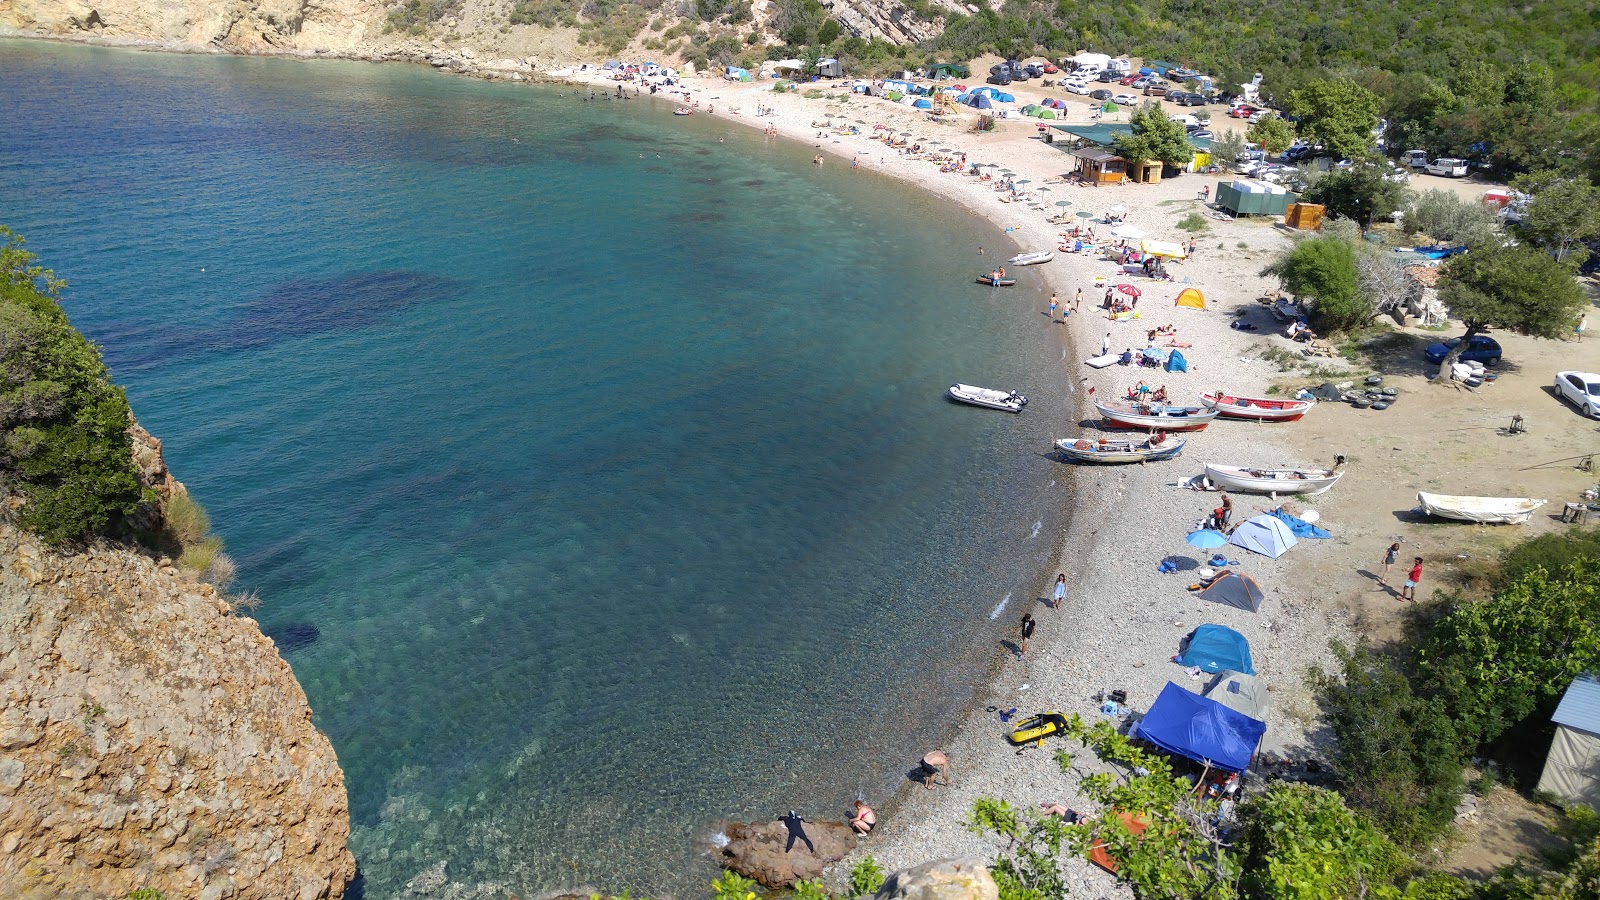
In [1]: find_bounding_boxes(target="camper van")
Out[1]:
[1402,149,1429,168]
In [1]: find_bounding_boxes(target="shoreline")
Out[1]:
[4,32,1344,894]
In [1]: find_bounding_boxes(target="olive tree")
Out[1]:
[1432,243,1586,377]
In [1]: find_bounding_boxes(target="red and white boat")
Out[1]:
[1200,392,1313,422]
[1094,399,1219,431]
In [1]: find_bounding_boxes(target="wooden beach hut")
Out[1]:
[1074,148,1127,184]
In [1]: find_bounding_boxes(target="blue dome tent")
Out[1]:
[1177,624,1254,675]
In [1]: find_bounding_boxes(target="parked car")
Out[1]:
[1042,62,1059,74]
[1023,64,1045,78]
[1402,149,1429,168]
[1165,88,1188,103]
[1131,77,1151,89]
[1554,371,1600,417]
[1144,80,1171,96]
[1177,92,1207,106]
[1089,89,1114,101]
[986,73,1012,85]
[1279,144,1313,163]
[1424,335,1503,366]
[1113,93,1139,106]
[1120,74,1141,86]
[1227,105,1258,118]
[1065,81,1093,94]
[1426,157,1469,177]
[1096,71,1118,82]
[1189,129,1215,140]
[1247,111,1268,124]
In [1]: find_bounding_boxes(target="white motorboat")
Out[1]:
[1200,392,1314,422]
[1094,399,1219,431]
[1416,492,1547,524]
[1007,249,1055,266]
[949,383,1028,413]
[1055,434,1185,464]
[1203,461,1345,496]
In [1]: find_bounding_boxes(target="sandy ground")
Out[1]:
[554,68,1600,892]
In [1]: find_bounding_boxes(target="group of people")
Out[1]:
[1286,320,1319,343]
[1126,381,1171,403]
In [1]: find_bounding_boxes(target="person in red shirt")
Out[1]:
[1401,557,1424,601]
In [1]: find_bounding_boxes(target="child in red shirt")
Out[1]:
[1401,557,1423,601]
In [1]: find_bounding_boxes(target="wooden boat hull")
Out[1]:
[1200,392,1312,422]
[1094,400,1218,431]
[1416,492,1546,524]
[1204,463,1343,495]
[976,276,1016,286]
[1055,436,1185,464]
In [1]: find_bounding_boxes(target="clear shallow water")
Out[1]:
[1,41,1073,897]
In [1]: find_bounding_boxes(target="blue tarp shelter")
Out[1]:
[1267,509,1331,539]
[1138,682,1267,772]
[1230,514,1298,558]
[1166,349,1188,373]
[1179,624,1254,675]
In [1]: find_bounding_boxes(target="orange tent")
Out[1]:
[1088,810,1150,873]
[1174,288,1206,310]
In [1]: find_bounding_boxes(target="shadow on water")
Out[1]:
[102,270,467,370]
[262,622,321,653]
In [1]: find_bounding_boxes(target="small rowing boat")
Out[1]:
[1200,392,1313,422]
[673,107,694,116]
[975,275,1017,286]
[1204,461,1344,496]
[1007,249,1055,266]
[1416,492,1546,524]
[1055,434,1186,464]
[949,383,1028,413]
[1094,399,1218,431]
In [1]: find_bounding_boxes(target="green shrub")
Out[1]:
[1175,212,1208,232]
[849,856,885,895]
[1236,782,1405,899]
[1261,234,1369,334]
[792,878,828,900]
[127,890,167,900]
[1,226,145,544]
[1497,528,1600,587]
[711,871,758,900]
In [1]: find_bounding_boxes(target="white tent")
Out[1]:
[1538,674,1600,808]
[1072,52,1111,71]
[1205,670,1270,724]
[1228,515,1298,559]
[771,59,805,75]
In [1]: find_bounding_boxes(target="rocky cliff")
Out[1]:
[0,0,384,52]
[0,432,354,899]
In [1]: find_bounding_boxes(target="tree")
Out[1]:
[1308,643,1465,846]
[1510,170,1600,270]
[1235,783,1405,900]
[967,799,1073,900]
[1261,235,1368,333]
[1114,102,1196,168]
[1288,79,1381,160]
[1301,165,1411,227]
[1403,189,1500,247]
[1433,242,1586,376]
[1417,558,1600,753]
[1246,113,1295,155]
[1209,129,1246,168]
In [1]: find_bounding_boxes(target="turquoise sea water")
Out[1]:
[1,41,1073,897]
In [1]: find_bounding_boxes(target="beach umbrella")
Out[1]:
[1055,201,1072,207]
[1015,178,1032,184]
[1076,211,1095,219]
[1115,284,1142,298]
[1186,529,1229,549]
[1110,224,1146,240]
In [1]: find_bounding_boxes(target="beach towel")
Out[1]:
[1268,509,1331,538]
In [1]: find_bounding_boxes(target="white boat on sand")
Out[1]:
[949,383,1028,413]
[1007,249,1055,266]
[1094,399,1218,431]
[1055,434,1185,464]
[1204,459,1345,496]
[1416,492,1546,524]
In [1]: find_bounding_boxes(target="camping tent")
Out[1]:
[1179,624,1254,675]
[1165,349,1188,373]
[961,93,994,109]
[1198,571,1264,612]
[1174,288,1206,310]
[1136,681,1267,773]
[1537,674,1600,808]
[724,66,752,82]
[1037,108,1057,119]
[912,98,933,109]
[1230,514,1298,559]
[1205,670,1270,724]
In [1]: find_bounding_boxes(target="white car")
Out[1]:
[1555,371,1600,418]
[1426,157,1469,177]
[1065,81,1092,95]
[1113,94,1139,106]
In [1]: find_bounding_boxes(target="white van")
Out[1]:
[1402,149,1428,168]
[1426,158,1469,177]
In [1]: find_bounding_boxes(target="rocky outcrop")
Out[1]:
[820,0,946,45]
[0,519,355,898]
[0,0,384,53]
[874,858,999,900]
[718,818,857,887]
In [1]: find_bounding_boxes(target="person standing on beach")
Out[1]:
[1401,557,1423,601]
[1053,573,1067,610]
[1073,288,1083,312]
[1379,542,1400,586]
[1578,314,1588,342]
[1018,613,1036,656]
[1102,332,1112,356]
[920,750,952,790]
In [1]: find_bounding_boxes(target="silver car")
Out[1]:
[1555,371,1600,418]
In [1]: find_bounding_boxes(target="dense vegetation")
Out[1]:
[0,227,146,545]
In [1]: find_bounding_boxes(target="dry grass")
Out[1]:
[177,537,222,578]
[163,492,211,546]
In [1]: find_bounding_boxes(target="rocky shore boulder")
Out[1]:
[0,521,355,899]
[718,818,857,887]
[874,858,998,900]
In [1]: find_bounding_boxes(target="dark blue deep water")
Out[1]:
[0,40,1073,897]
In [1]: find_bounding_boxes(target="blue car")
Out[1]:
[1424,334,1502,365]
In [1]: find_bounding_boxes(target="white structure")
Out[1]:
[1538,674,1600,808]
